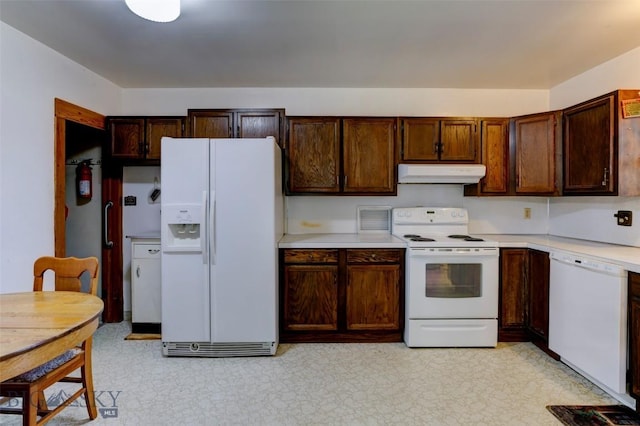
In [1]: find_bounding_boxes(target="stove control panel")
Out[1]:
[393,207,468,225]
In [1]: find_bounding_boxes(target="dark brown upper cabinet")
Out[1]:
[466,112,561,197]
[187,108,285,147]
[285,117,397,195]
[478,118,510,194]
[400,118,479,163]
[563,90,640,196]
[107,116,185,163]
[286,117,341,193]
[512,111,562,195]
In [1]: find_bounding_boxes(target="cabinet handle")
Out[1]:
[601,168,609,186]
[433,142,439,154]
[136,265,141,278]
[148,249,160,254]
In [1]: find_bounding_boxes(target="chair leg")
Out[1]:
[82,338,98,420]
[24,389,37,426]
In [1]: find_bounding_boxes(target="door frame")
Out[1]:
[54,98,123,322]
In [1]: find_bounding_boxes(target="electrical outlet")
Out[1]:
[524,207,531,219]
[614,210,632,226]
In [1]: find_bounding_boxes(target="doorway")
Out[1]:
[54,98,123,322]
[64,121,104,294]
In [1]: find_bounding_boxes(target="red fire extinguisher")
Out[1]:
[76,160,92,199]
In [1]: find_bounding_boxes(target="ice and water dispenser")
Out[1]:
[162,204,203,252]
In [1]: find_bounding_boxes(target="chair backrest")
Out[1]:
[33,256,99,295]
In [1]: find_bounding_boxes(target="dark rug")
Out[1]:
[547,405,640,426]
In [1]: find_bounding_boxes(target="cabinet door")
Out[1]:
[342,117,396,194]
[513,113,558,194]
[499,248,528,340]
[528,249,550,341]
[439,119,478,162]
[109,118,145,159]
[282,264,339,331]
[346,264,400,330]
[287,117,341,193]
[187,110,234,138]
[480,119,509,193]
[563,94,615,194]
[131,246,161,324]
[629,272,640,400]
[401,118,440,161]
[236,109,283,147]
[146,117,184,160]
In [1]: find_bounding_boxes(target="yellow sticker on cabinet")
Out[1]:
[621,98,640,118]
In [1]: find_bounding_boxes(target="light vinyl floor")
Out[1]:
[0,321,617,425]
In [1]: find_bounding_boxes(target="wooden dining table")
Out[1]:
[0,291,103,382]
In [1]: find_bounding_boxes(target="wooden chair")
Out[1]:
[0,256,100,425]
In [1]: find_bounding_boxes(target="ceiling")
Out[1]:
[1,0,639,89]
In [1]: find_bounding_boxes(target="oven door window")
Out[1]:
[425,263,482,298]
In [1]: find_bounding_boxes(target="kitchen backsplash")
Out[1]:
[549,196,640,247]
[285,185,639,248]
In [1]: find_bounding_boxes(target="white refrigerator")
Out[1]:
[160,137,283,357]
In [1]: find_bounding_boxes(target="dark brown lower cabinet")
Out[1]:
[280,248,404,342]
[499,248,554,355]
[630,271,640,405]
[499,249,528,341]
[527,249,550,350]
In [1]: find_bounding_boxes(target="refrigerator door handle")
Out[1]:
[210,190,215,264]
[201,191,207,264]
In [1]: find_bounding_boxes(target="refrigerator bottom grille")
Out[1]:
[162,341,276,357]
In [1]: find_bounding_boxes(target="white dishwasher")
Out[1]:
[548,251,628,395]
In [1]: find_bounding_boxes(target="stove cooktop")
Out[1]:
[396,233,497,247]
[391,207,497,248]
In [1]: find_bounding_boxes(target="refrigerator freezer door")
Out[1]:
[210,138,283,343]
[161,137,211,342]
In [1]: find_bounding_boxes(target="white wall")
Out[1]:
[0,22,121,293]
[122,87,549,117]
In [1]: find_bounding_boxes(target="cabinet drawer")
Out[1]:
[347,249,401,263]
[284,249,338,264]
[133,244,161,259]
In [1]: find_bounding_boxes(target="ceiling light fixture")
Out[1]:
[125,0,180,23]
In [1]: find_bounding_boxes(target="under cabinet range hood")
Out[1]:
[397,164,486,184]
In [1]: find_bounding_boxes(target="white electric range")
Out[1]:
[392,207,499,347]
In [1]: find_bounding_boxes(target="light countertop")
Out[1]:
[279,233,640,273]
[279,233,406,248]
[478,234,640,274]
